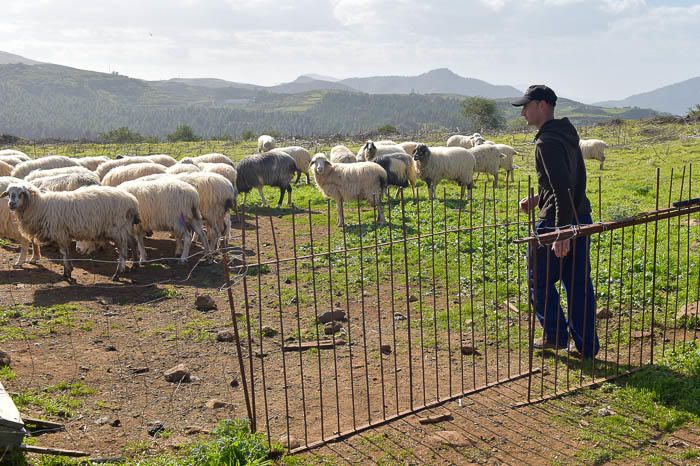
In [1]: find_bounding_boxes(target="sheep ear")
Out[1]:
[0,191,7,198]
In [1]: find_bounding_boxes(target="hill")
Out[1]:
[595,76,700,116]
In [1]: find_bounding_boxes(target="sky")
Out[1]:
[2,0,699,103]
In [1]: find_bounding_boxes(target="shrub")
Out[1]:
[99,127,144,143]
[167,125,200,142]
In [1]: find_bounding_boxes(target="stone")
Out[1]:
[0,349,11,366]
[279,434,301,450]
[393,313,407,321]
[317,310,347,324]
[185,426,209,435]
[131,367,149,374]
[230,378,239,388]
[164,364,191,383]
[380,344,392,355]
[597,308,614,319]
[195,295,217,312]
[205,399,233,410]
[427,430,473,448]
[418,412,454,424]
[408,295,418,303]
[147,421,165,437]
[110,419,121,427]
[216,331,236,342]
[261,326,278,337]
[95,417,110,425]
[677,301,700,322]
[598,406,616,417]
[464,320,474,327]
[461,345,480,356]
[324,322,342,335]
[631,330,653,339]
[105,345,117,352]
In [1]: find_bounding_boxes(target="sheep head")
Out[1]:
[2,183,36,211]
[413,144,430,162]
[310,153,330,175]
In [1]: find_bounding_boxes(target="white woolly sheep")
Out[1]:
[74,156,110,171]
[236,151,297,208]
[275,146,311,184]
[446,134,479,150]
[102,163,166,187]
[24,166,94,182]
[95,157,160,180]
[0,160,12,177]
[329,145,357,164]
[188,153,235,167]
[356,140,407,161]
[579,139,608,170]
[0,177,41,267]
[470,144,504,187]
[0,150,30,162]
[117,177,210,265]
[1,182,140,280]
[310,153,387,226]
[257,135,276,153]
[398,141,420,156]
[0,156,25,167]
[11,156,81,179]
[166,163,201,174]
[376,140,397,145]
[197,163,238,193]
[412,144,475,201]
[32,172,100,191]
[492,144,518,182]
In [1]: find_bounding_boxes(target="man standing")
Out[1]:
[512,85,599,358]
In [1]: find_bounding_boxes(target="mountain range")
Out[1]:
[0,51,677,140]
[595,77,700,116]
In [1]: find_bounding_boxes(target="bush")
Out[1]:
[376,124,398,134]
[462,97,505,131]
[99,127,144,143]
[241,130,256,141]
[167,125,200,142]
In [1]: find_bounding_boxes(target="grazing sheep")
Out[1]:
[446,134,478,150]
[0,150,30,162]
[0,160,12,177]
[579,139,608,170]
[11,156,81,179]
[470,144,504,187]
[74,156,110,171]
[376,140,397,145]
[257,135,276,153]
[310,153,387,226]
[24,166,94,182]
[0,177,40,267]
[198,163,238,193]
[371,152,417,198]
[32,172,100,191]
[95,157,159,180]
[117,178,210,265]
[275,146,311,184]
[399,141,420,156]
[0,156,25,167]
[166,163,201,174]
[172,172,236,248]
[188,153,234,167]
[1,182,140,280]
[356,140,407,161]
[236,151,296,208]
[329,145,357,164]
[102,163,166,187]
[143,154,177,167]
[412,144,475,201]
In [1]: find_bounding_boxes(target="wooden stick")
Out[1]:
[19,444,88,457]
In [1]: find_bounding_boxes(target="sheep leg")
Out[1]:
[493,172,499,188]
[428,182,436,201]
[59,245,73,280]
[257,187,269,207]
[509,170,514,182]
[191,221,211,256]
[13,237,29,268]
[29,240,41,264]
[294,171,301,184]
[179,231,192,264]
[136,233,147,266]
[376,200,386,226]
[305,172,310,185]
[467,183,473,201]
[336,199,345,226]
[286,185,292,206]
[600,160,604,170]
[112,239,128,281]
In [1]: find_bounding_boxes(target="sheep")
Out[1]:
[143,154,177,167]
[446,134,479,150]
[310,153,387,226]
[0,177,41,267]
[0,150,30,162]
[32,172,100,192]
[11,156,81,179]
[257,135,276,153]
[356,140,407,161]
[117,177,210,265]
[329,145,357,164]
[24,166,94,182]
[166,163,201,174]
[579,139,608,170]
[95,157,161,180]
[236,151,296,208]
[1,182,140,280]
[398,141,420,156]
[0,160,12,177]
[74,156,110,171]
[187,153,235,167]
[371,152,417,198]
[463,144,503,188]
[376,140,397,145]
[485,144,519,182]
[171,172,236,248]
[102,163,166,187]
[275,146,311,184]
[0,156,25,167]
[412,144,475,201]
[198,163,238,193]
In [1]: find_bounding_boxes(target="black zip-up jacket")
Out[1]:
[534,117,591,227]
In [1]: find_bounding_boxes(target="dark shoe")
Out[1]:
[533,337,568,350]
[567,342,596,360]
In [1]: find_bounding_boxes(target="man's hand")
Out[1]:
[552,239,570,258]
[519,195,539,213]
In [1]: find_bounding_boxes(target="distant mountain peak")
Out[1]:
[0,51,41,65]
[300,73,340,83]
[423,68,458,76]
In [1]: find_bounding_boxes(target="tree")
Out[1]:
[687,104,700,121]
[99,127,144,143]
[461,97,505,131]
[376,124,398,134]
[167,124,200,142]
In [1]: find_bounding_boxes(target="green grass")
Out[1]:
[0,304,86,342]
[12,382,95,419]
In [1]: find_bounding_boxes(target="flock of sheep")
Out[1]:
[0,134,609,280]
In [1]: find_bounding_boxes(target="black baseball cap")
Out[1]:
[511,84,557,107]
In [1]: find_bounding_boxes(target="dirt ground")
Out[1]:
[1,212,698,464]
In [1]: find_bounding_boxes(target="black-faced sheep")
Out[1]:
[236,152,296,208]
